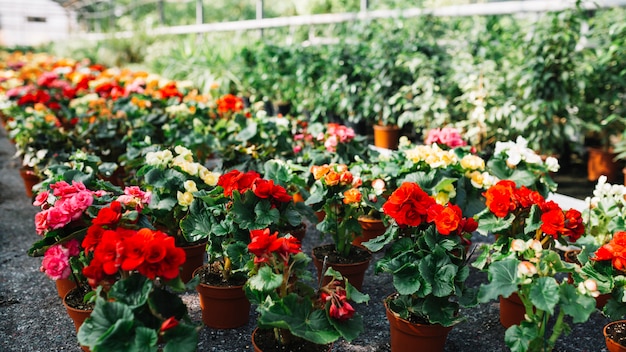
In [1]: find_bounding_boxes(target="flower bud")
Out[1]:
[511,239,527,252]
[517,261,537,278]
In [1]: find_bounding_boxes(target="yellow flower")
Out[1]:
[184,180,198,193]
[199,167,219,186]
[460,154,485,171]
[177,191,194,208]
[435,192,450,205]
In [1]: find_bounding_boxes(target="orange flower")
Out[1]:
[324,171,340,186]
[343,188,362,205]
[311,164,330,180]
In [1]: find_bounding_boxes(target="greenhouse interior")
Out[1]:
[2,0,626,351]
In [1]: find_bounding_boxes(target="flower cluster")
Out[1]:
[215,93,244,117]
[488,136,559,196]
[218,169,291,203]
[81,201,186,288]
[138,145,219,243]
[306,163,363,257]
[479,179,585,245]
[245,227,368,346]
[593,231,626,272]
[316,123,356,152]
[364,182,479,326]
[583,176,626,245]
[424,127,467,148]
[33,181,95,236]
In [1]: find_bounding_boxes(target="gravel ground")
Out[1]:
[0,125,612,352]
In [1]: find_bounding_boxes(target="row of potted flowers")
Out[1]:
[2,51,626,351]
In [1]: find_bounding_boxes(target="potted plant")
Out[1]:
[76,201,199,351]
[182,169,307,328]
[244,227,369,351]
[305,163,372,290]
[134,145,221,281]
[362,181,479,352]
[473,179,598,352]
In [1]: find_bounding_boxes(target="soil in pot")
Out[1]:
[252,328,332,352]
[312,244,372,290]
[64,286,95,312]
[195,264,247,287]
[605,320,626,352]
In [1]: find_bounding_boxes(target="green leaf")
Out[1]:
[478,259,520,303]
[257,294,340,345]
[108,274,152,310]
[559,284,596,323]
[180,201,211,243]
[77,297,135,349]
[236,121,258,141]
[393,262,423,295]
[162,322,200,352]
[345,281,370,304]
[248,266,283,292]
[504,322,538,352]
[528,277,559,313]
[253,201,280,229]
[327,312,363,342]
[147,287,188,322]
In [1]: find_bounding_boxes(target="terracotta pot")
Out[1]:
[63,288,93,332]
[354,216,387,247]
[194,267,250,329]
[251,328,332,352]
[373,124,401,150]
[312,244,371,291]
[587,147,619,183]
[604,320,626,352]
[55,278,77,299]
[315,210,325,223]
[180,241,207,283]
[499,292,526,328]
[19,166,41,198]
[384,296,453,352]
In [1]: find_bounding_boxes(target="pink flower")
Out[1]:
[425,127,467,148]
[50,180,87,198]
[94,190,107,197]
[117,186,151,210]
[293,145,302,153]
[63,191,94,220]
[294,133,305,141]
[40,244,71,280]
[64,239,81,257]
[46,206,73,230]
[35,210,49,235]
[33,191,50,207]
[324,135,338,152]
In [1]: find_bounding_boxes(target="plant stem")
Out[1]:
[547,309,566,351]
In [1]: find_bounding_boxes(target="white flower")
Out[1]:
[199,168,219,186]
[578,279,600,298]
[544,156,560,172]
[511,239,527,252]
[146,150,173,167]
[517,261,537,278]
[174,145,194,162]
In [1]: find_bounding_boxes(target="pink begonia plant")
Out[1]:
[33,181,151,236]
[317,123,356,152]
[40,239,81,280]
[424,127,467,148]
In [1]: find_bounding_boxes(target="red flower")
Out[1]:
[92,201,122,227]
[216,94,244,114]
[157,82,183,101]
[515,186,545,209]
[562,209,584,242]
[540,207,565,239]
[92,230,124,275]
[248,229,301,263]
[594,232,626,272]
[120,228,150,271]
[383,182,435,227]
[218,170,261,197]
[323,287,355,321]
[433,204,462,236]
[252,179,292,203]
[82,224,105,254]
[483,180,516,218]
[160,317,179,333]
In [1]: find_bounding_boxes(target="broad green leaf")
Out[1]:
[257,294,340,345]
[147,287,188,321]
[559,284,596,323]
[180,201,212,243]
[345,281,370,304]
[108,274,152,310]
[162,322,200,352]
[327,312,363,342]
[478,259,520,303]
[393,263,422,295]
[528,277,559,313]
[253,201,280,229]
[248,266,283,292]
[77,298,135,348]
[504,322,537,352]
